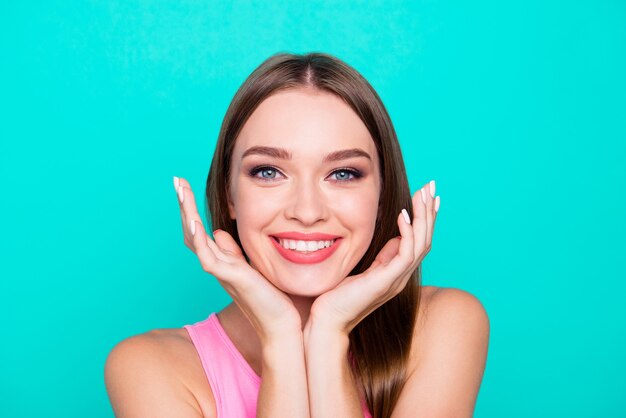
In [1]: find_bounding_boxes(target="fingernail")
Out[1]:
[429,180,436,198]
[402,208,411,224]
[189,219,195,236]
[420,188,426,204]
[177,186,184,203]
[173,176,179,190]
[435,195,440,212]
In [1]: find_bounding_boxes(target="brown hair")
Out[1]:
[205,52,420,417]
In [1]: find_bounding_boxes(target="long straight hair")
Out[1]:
[205,52,420,418]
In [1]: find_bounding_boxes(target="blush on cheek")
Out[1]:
[339,195,378,227]
[238,189,286,225]
[344,198,378,264]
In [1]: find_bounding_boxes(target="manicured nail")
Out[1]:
[177,186,184,203]
[173,176,179,190]
[189,219,196,236]
[401,208,411,224]
[420,188,426,204]
[429,180,436,198]
[435,195,440,212]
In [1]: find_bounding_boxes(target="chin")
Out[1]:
[271,271,344,298]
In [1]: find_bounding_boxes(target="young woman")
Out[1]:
[105,52,490,418]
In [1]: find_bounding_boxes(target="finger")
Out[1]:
[175,176,192,191]
[178,186,196,246]
[359,211,414,292]
[374,236,401,266]
[424,180,435,250]
[181,181,204,229]
[413,186,428,260]
[174,177,189,240]
[387,208,415,275]
[175,179,204,246]
[206,234,231,262]
[362,236,401,274]
[213,229,245,258]
[189,219,219,273]
[432,195,440,237]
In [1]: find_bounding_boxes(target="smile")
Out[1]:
[269,236,342,264]
[274,237,336,252]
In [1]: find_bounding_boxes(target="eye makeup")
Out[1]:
[247,165,364,183]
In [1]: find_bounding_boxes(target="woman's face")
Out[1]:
[227,87,381,296]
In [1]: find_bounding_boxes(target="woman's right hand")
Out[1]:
[173,176,302,345]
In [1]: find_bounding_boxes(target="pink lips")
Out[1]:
[271,231,342,241]
[270,234,342,264]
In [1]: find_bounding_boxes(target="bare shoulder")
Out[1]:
[104,328,215,418]
[417,286,489,332]
[412,286,490,363]
[396,285,490,417]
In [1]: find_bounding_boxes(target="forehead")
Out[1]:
[233,88,376,158]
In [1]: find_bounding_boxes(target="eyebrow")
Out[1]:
[241,146,372,163]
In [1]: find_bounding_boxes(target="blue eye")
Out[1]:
[249,166,278,181]
[248,166,362,183]
[259,168,276,179]
[329,168,362,182]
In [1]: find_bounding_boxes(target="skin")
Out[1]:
[178,86,439,348]
[179,87,440,414]
[226,87,385,330]
[105,86,489,417]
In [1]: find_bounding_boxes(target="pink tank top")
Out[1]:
[184,312,372,418]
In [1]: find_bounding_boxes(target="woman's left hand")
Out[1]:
[306,181,440,336]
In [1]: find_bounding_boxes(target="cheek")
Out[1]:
[236,187,277,221]
[234,183,379,242]
[231,186,282,256]
[333,190,379,239]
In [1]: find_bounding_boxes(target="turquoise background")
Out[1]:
[2,1,625,416]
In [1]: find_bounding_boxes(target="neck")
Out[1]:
[219,293,315,350]
[219,294,314,371]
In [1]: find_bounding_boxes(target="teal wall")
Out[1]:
[2,1,625,416]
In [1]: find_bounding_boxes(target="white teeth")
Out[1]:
[276,238,336,252]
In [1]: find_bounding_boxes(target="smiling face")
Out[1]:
[227,87,381,296]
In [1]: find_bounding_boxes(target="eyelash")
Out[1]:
[248,165,363,183]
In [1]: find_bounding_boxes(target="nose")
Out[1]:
[284,177,329,225]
